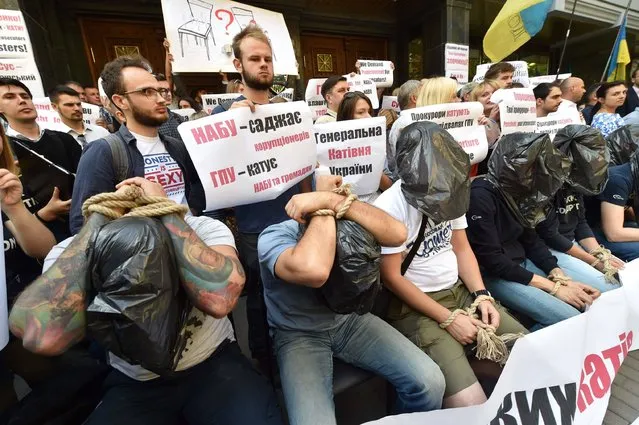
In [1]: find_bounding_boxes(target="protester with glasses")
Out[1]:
[69,56,205,234]
[335,91,393,203]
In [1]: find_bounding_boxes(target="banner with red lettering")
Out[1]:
[357,60,394,88]
[529,73,572,88]
[33,98,102,129]
[201,93,242,115]
[314,117,386,196]
[305,78,328,121]
[536,109,583,141]
[444,43,469,84]
[177,101,316,210]
[381,96,400,113]
[396,102,488,165]
[0,10,44,98]
[365,262,639,425]
[345,74,379,109]
[491,88,537,135]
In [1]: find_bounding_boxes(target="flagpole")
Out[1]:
[555,0,579,80]
[601,0,633,82]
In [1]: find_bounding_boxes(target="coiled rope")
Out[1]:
[82,185,189,219]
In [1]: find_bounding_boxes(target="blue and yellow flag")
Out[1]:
[607,17,631,82]
[483,0,553,62]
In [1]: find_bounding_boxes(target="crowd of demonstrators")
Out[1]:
[591,81,627,137]
[533,82,563,117]
[1,23,636,425]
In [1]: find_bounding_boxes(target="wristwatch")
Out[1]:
[471,289,491,300]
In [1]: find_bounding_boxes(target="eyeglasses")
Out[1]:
[123,87,170,99]
[230,79,243,85]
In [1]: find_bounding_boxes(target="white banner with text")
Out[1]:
[365,260,639,425]
[381,96,400,113]
[305,78,328,121]
[357,60,394,88]
[201,93,242,114]
[177,101,316,210]
[536,109,583,141]
[491,88,538,135]
[444,43,470,84]
[314,117,386,196]
[345,74,379,109]
[474,61,529,87]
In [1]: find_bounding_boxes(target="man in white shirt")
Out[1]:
[315,76,349,124]
[50,85,109,147]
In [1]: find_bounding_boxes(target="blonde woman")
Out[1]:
[469,79,501,147]
[416,77,460,106]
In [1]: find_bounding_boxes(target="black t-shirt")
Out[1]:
[586,163,634,227]
[536,188,594,252]
[3,189,43,306]
[8,129,82,174]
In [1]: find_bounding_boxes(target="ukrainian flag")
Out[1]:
[483,0,553,63]
[607,17,631,82]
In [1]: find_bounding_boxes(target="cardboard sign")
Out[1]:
[201,93,242,115]
[474,61,529,87]
[536,109,583,141]
[357,60,394,88]
[304,78,328,121]
[315,117,386,195]
[444,43,470,84]
[365,260,639,425]
[381,96,400,113]
[529,73,572,88]
[345,74,379,109]
[177,101,316,210]
[161,0,298,75]
[491,88,537,135]
[0,10,44,98]
[397,102,488,164]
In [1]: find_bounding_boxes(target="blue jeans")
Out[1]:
[592,222,639,262]
[272,313,445,425]
[550,247,620,293]
[484,259,581,328]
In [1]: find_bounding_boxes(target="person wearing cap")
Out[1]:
[315,76,350,124]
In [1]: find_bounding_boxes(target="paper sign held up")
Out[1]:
[357,60,394,88]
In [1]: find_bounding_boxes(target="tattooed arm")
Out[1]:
[9,213,110,356]
[161,214,245,318]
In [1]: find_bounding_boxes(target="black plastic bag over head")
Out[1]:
[311,220,382,315]
[606,125,639,166]
[86,217,190,375]
[487,132,570,228]
[553,125,609,196]
[396,121,471,222]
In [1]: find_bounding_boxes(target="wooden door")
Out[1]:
[301,34,389,84]
[79,18,166,84]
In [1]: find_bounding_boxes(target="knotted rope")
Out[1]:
[310,185,358,219]
[589,246,621,284]
[82,185,189,219]
[439,295,525,365]
[548,273,571,296]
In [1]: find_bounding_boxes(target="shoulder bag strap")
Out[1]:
[401,214,428,276]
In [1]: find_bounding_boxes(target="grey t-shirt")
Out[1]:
[257,219,348,332]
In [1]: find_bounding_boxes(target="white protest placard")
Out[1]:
[81,102,101,125]
[0,224,7,350]
[305,78,328,121]
[201,93,241,114]
[33,98,103,129]
[177,101,316,210]
[365,260,639,425]
[0,10,44,98]
[314,117,386,196]
[273,87,294,102]
[173,108,195,118]
[345,74,379,109]
[473,61,529,87]
[444,43,470,84]
[536,109,582,141]
[381,96,400,113]
[161,0,298,75]
[357,60,393,88]
[398,102,488,164]
[491,88,537,135]
[529,73,572,88]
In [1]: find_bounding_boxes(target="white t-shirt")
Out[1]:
[373,181,467,292]
[43,215,237,381]
[131,131,188,207]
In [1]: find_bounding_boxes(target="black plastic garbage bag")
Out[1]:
[396,121,471,222]
[553,125,609,196]
[312,220,382,315]
[86,217,190,375]
[487,132,571,228]
[606,125,639,166]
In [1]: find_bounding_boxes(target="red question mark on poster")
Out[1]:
[215,9,234,34]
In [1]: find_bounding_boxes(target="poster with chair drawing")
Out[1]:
[161,0,298,75]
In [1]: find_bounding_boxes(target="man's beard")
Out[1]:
[242,68,274,91]
[130,103,168,127]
